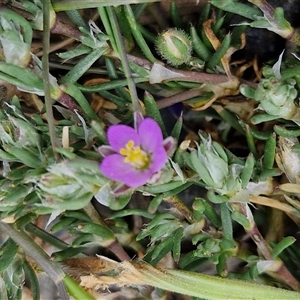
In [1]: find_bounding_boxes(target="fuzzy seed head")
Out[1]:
[155,28,192,66]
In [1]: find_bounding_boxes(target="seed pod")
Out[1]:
[155,28,192,66]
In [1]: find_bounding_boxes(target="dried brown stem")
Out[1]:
[106,240,131,261]
[157,89,203,109]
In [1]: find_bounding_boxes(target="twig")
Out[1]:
[157,89,204,109]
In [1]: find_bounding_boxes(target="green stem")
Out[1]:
[0,222,68,300]
[43,1,58,160]
[106,6,141,113]
[0,222,95,300]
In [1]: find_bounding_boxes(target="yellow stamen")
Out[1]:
[120,140,149,169]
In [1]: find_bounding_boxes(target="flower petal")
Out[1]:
[107,124,140,152]
[123,170,153,187]
[149,146,168,173]
[100,154,153,187]
[138,118,164,152]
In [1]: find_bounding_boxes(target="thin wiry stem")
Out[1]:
[106,6,141,114]
[43,2,58,160]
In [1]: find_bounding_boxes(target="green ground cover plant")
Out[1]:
[1,1,300,299]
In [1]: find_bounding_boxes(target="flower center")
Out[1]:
[119,140,150,169]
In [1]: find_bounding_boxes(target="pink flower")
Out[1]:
[99,117,175,188]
